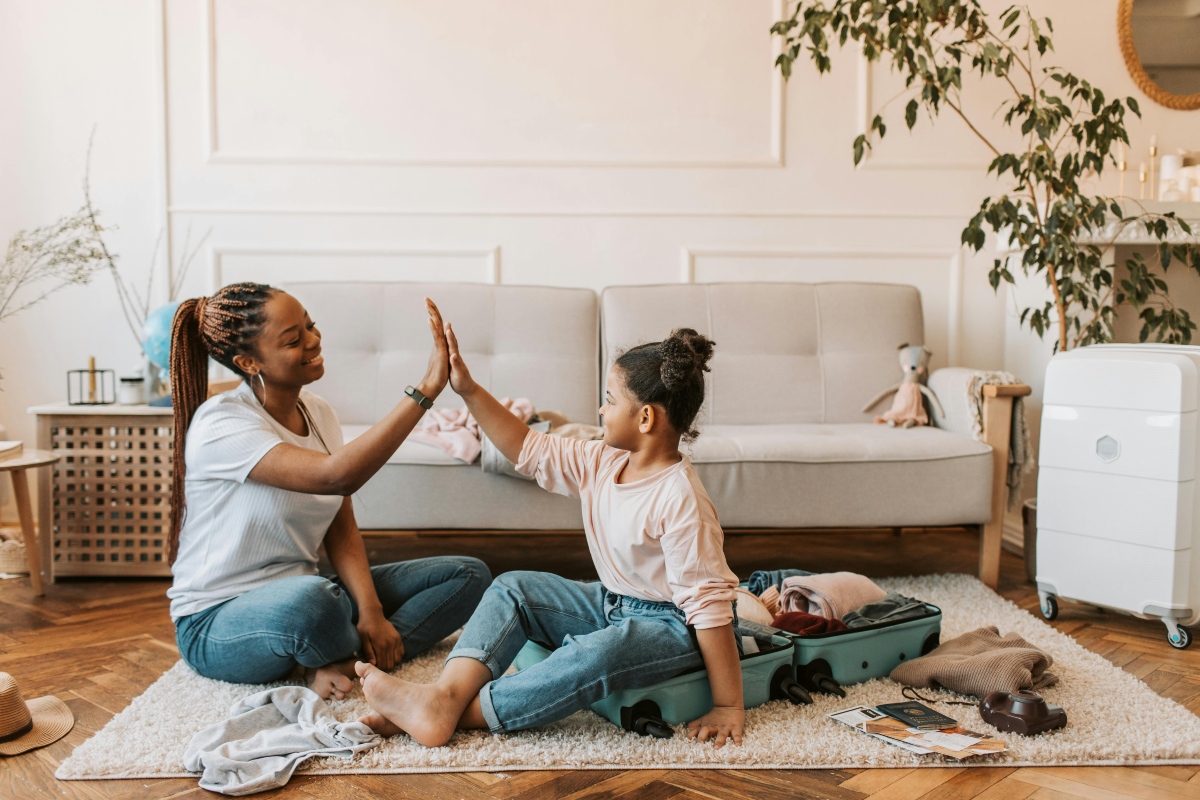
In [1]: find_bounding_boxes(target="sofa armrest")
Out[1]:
[927,368,980,438]
[928,368,1032,589]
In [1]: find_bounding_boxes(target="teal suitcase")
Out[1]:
[769,602,943,697]
[511,627,810,738]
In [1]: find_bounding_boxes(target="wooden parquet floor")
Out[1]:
[3,528,1199,799]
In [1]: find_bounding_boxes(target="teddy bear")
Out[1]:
[862,344,944,428]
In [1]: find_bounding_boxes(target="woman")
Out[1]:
[167,282,490,699]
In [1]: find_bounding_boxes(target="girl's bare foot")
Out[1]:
[356,661,463,747]
[358,710,403,736]
[305,662,355,700]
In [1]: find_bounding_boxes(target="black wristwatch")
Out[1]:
[405,385,434,409]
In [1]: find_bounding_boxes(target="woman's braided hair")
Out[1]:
[168,282,276,562]
[614,328,715,443]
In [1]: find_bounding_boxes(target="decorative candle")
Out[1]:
[1118,141,1127,197]
[1149,136,1158,199]
[1139,162,1148,200]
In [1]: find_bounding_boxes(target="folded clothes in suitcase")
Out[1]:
[511,627,810,739]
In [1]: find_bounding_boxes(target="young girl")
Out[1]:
[355,308,745,748]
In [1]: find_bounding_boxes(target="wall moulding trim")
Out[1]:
[169,205,969,220]
[855,51,990,172]
[200,0,786,169]
[681,246,965,365]
[209,245,502,292]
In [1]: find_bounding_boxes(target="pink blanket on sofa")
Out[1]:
[408,397,535,463]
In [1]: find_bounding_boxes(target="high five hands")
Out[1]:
[424,298,479,398]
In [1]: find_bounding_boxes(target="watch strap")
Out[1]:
[405,385,434,410]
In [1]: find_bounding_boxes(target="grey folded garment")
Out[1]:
[842,591,929,628]
[889,625,1058,698]
[482,412,607,479]
[481,420,551,480]
[183,686,380,796]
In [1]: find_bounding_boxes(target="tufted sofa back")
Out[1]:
[281,282,599,425]
[600,283,925,425]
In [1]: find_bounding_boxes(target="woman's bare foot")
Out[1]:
[358,710,403,736]
[356,661,464,747]
[305,661,355,700]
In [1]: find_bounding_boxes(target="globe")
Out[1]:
[142,302,179,373]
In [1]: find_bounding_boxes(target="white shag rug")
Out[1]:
[57,574,1200,779]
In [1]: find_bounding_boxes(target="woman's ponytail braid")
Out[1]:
[168,282,275,562]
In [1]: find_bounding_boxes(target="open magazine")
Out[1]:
[830,705,1006,760]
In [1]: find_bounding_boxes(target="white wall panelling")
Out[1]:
[210,246,501,291]
[200,0,786,169]
[682,247,964,368]
[7,0,1200,531]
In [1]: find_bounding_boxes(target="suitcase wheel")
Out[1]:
[1040,595,1059,621]
[921,631,941,655]
[770,665,812,705]
[1167,623,1192,650]
[813,674,845,698]
[621,700,674,739]
[637,718,675,739]
[798,659,846,698]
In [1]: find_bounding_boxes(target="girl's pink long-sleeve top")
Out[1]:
[516,430,738,629]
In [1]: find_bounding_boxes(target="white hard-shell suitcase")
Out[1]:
[1036,343,1200,649]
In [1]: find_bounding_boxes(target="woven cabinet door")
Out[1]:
[49,418,173,577]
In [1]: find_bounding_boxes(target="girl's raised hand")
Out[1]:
[445,322,478,397]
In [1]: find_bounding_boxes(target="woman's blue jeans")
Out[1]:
[175,556,491,684]
[449,570,737,733]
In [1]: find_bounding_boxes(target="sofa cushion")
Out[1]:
[352,462,584,530]
[601,282,924,426]
[343,425,461,465]
[688,424,992,528]
[281,282,599,426]
[687,424,989,464]
[346,421,990,530]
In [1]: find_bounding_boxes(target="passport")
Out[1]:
[875,701,958,730]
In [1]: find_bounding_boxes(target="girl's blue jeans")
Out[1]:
[449,570,735,733]
[175,556,491,684]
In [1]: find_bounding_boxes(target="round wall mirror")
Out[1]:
[1119,0,1200,110]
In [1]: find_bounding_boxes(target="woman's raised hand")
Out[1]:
[445,322,479,397]
[419,298,450,399]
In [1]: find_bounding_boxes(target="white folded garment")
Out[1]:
[183,686,380,796]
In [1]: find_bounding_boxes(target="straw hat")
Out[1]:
[0,672,73,756]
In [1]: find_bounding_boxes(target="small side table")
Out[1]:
[0,450,59,596]
[28,404,175,582]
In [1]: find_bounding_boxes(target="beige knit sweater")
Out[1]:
[889,626,1058,697]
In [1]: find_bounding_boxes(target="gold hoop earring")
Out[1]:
[254,372,267,406]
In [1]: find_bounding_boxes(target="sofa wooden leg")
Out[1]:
[979,390,1017,590]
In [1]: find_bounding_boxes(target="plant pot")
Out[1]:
[1022,498,1037,584]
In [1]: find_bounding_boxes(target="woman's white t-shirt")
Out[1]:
[167,381,345,620]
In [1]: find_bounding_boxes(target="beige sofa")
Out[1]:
[283,281,1026,587]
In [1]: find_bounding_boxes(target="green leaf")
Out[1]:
[905,98,919,130]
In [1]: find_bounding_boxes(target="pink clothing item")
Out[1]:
[877,382,929,426]
[410,398,535,463]
[516,430,738,629]
[779,572,887,620]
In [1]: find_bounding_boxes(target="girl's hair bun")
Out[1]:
[659,327,714,391]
